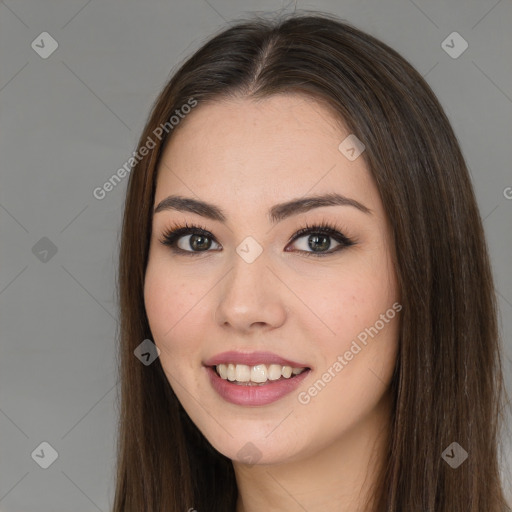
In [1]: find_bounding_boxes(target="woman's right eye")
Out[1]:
[159,224,221,255]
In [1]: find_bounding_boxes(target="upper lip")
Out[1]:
[203,351,310,369]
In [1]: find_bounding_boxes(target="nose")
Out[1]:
[214,249,287,333]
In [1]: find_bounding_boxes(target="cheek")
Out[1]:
[304,251,399,384]
[298,278,399,431]
[144,265,209,402]
[143,259,206,362]
[313,270,396,343]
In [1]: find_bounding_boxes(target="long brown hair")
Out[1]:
[113,10,511,511]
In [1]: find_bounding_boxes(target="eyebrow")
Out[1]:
[153,192,371,224]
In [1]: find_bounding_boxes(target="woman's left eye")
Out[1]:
[288,225,354,257]
[159,221,355,257]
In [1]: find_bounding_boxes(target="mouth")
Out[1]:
[205,364,311,406]
[211,363,310,386]
[203,351,312,405]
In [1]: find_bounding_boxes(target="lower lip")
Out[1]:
[205,366,311,406]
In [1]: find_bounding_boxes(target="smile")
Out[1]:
[214,363,308,385]
[205,365,311,406]
[203,350,312,405]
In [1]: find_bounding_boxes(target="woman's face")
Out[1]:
[144,94,400,465]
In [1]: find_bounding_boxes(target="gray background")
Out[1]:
[1,0,511,510]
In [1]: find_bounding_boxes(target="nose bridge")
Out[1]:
[224,241,270,302]
[215,241,286,330]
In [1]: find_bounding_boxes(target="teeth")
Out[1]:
[281,366,292,378]
[267,364,282,381]
[251,364,267,383]
[215,363,307,384]
[227,363,236,381]
[235,364,250,382]
[218,364,228,379]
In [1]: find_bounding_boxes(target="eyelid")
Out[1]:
[287,220,354,247]
[158,218,356,256]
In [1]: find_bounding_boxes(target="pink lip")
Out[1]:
[204,366,311,406]
[203,351,310,369]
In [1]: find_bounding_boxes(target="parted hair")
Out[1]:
[113,10,511,511]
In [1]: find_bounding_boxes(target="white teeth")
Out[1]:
[218,364,228,379]
[267,364,282,381]
[281,366,292,378]
[215,363,307,384]
[235,364,251,382]
[251,364,267,383]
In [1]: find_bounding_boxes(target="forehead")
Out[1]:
[155,94,377,213]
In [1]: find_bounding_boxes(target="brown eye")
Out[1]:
[160,225,221,254]
[286,222,355,257]
[291,233,338,253]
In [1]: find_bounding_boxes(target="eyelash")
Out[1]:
[158,219,356,258]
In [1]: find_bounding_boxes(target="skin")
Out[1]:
[144,93,400,511]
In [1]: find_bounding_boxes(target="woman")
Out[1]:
[113,11,511,511]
